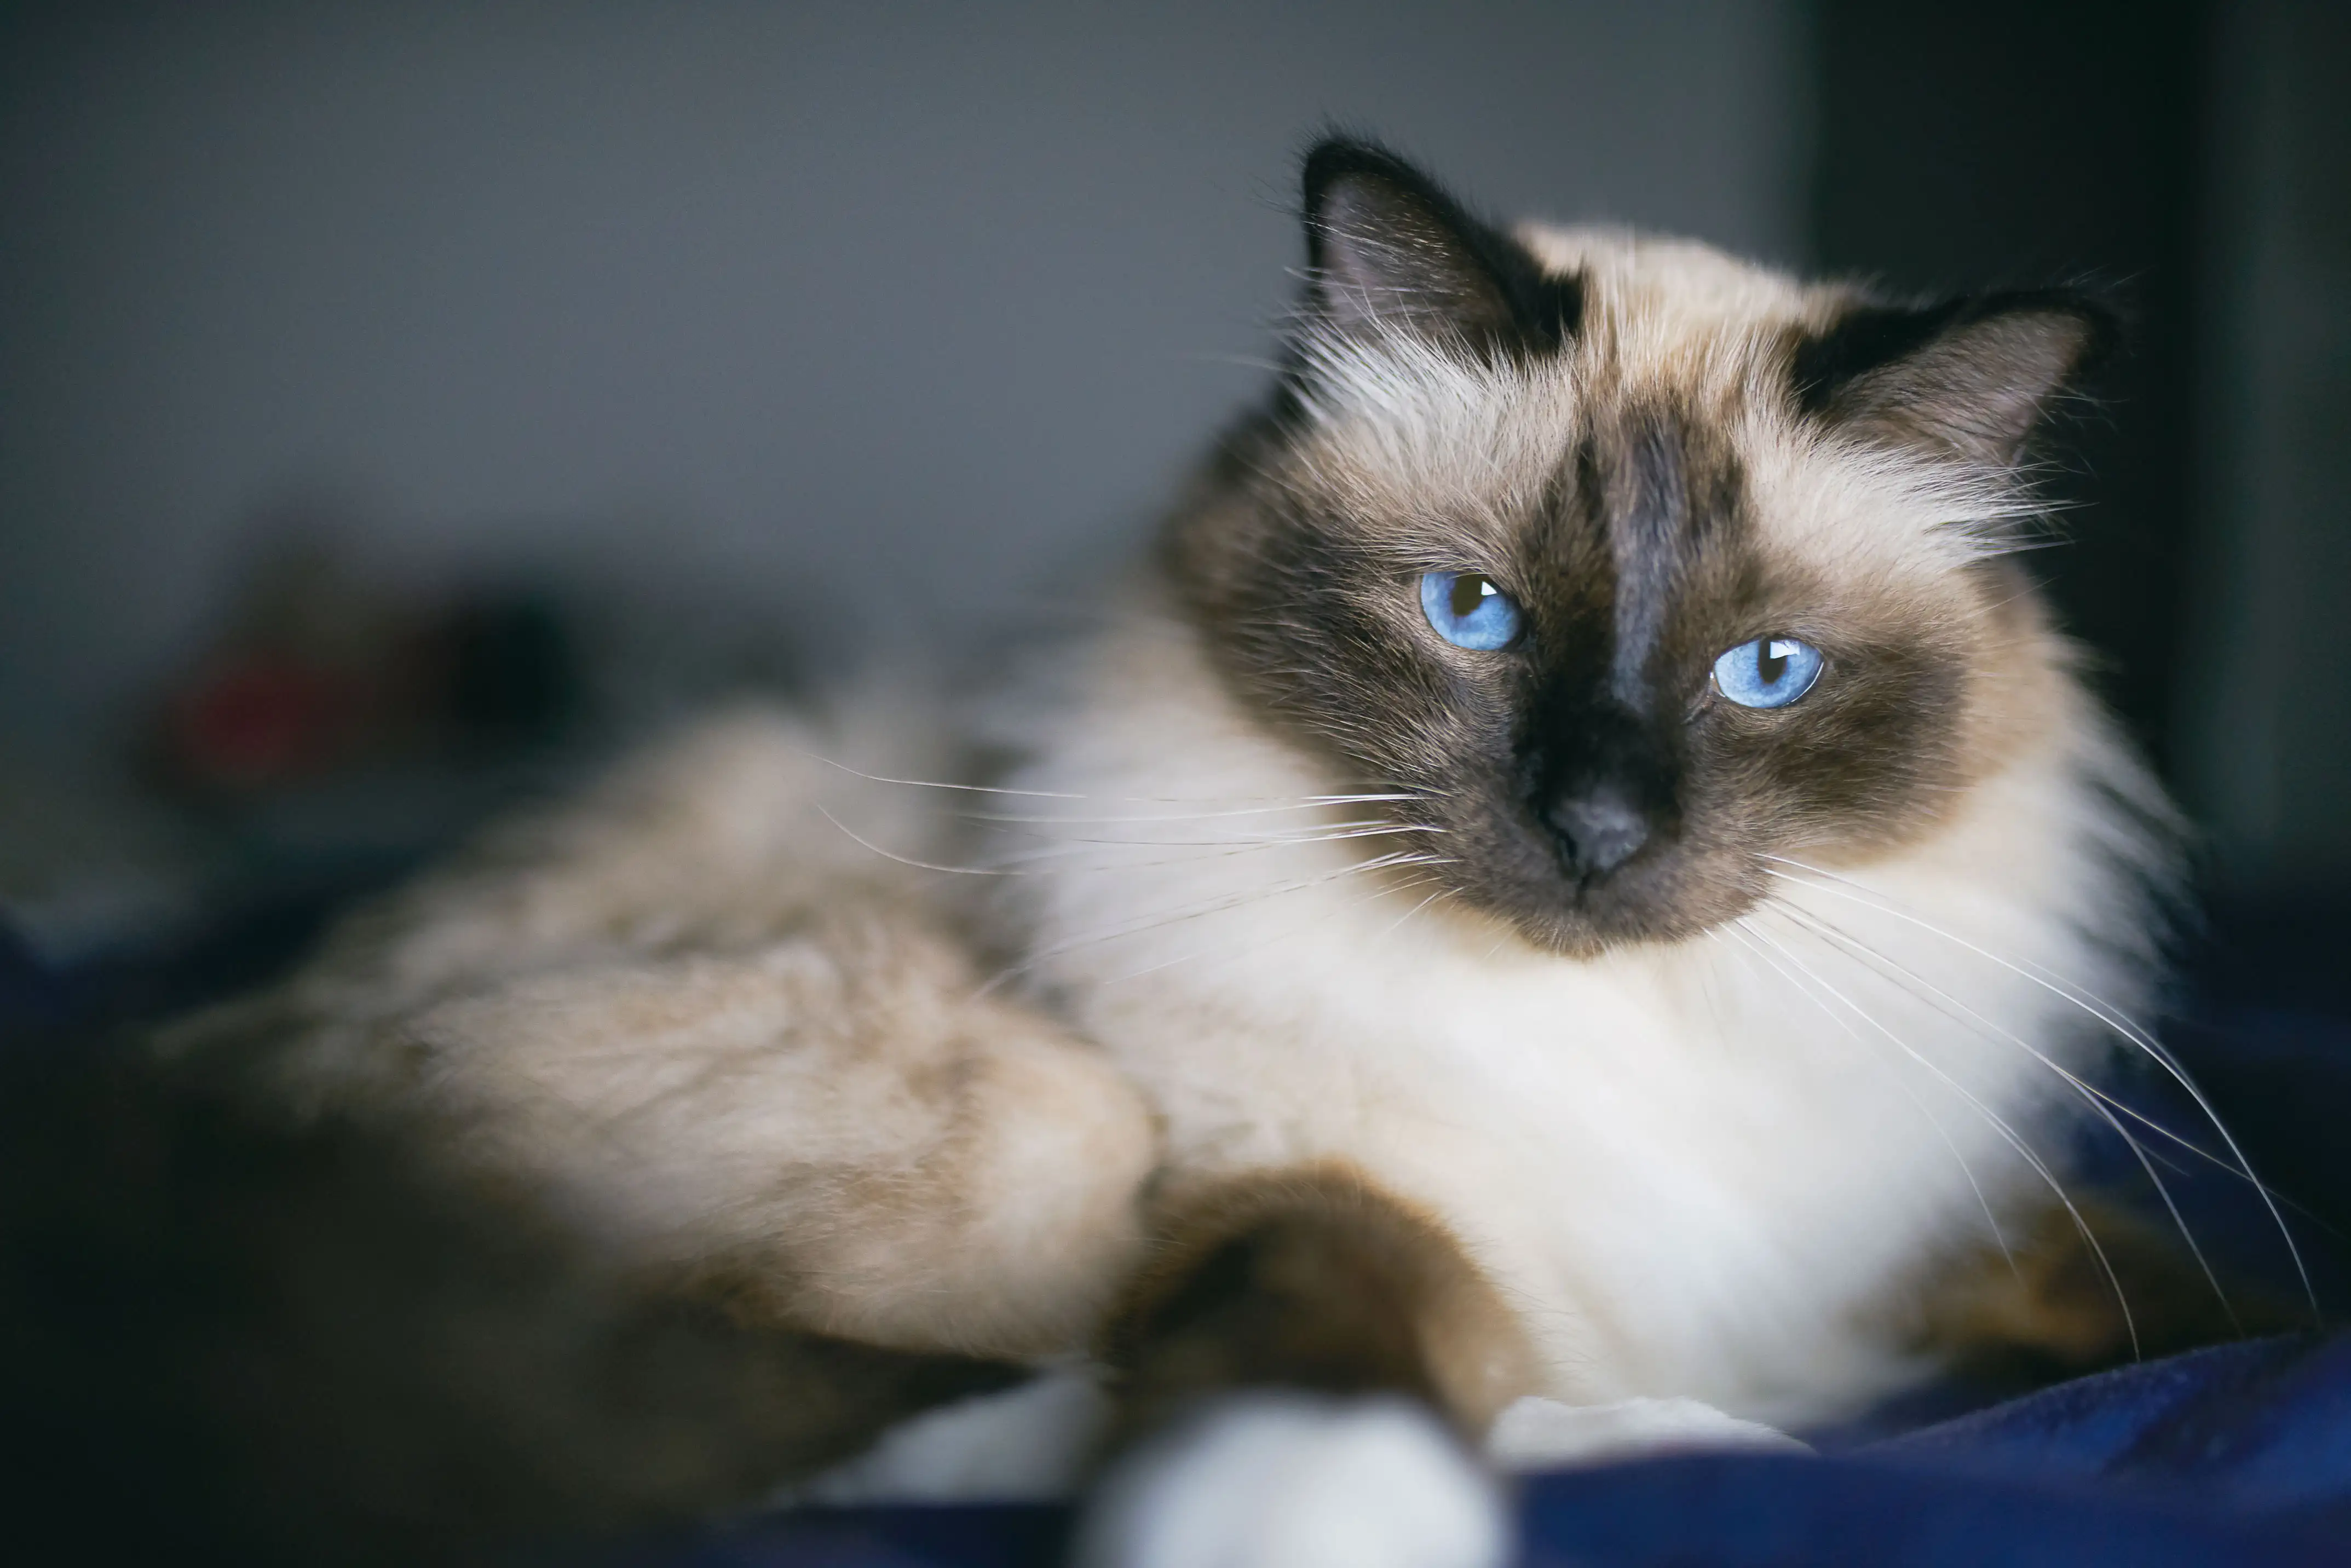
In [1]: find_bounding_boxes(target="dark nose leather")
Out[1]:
[1547,786,1650,878]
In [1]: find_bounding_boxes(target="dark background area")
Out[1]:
[1819,1,2349,903]
[1814,0,2351,1014]
[1815,0,2208,778]
[1,1,2346,991]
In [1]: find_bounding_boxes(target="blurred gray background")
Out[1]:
[1,1,2344,904]
[0,2,1800,735]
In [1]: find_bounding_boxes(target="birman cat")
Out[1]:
[11,140,2280,1568]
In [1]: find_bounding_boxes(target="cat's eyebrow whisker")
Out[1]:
[1729,916,2139,1358]
[1756,854,2317,1318]
[1713,924,2020,1281]
[1755,901,2234,1331]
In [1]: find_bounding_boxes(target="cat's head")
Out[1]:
[1167,139,2118,956]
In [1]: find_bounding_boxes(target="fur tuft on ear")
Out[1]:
[1299,137,1580,355]
[1790,289,2120,465]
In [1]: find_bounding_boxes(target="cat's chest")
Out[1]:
[1037,892,2046,1416]
[1081,930,1939,1218]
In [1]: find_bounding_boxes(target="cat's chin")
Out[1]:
[1506,921,1695,964]
[1447,904,1704,964]
[1451,867,1767,962]
[1403,811,1773,960]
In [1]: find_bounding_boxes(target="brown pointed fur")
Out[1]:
[1102,1165,1541,1445]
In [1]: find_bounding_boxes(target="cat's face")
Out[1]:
[1170,142,2111,955]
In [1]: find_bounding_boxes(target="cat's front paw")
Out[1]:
[1484,1394,1810,1472]
[1071,1393,1508,1568]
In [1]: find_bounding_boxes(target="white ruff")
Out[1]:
[985,601,2163,1426]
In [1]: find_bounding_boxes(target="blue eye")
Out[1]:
[1713,637,1824,708]
[1419,571,1522,650]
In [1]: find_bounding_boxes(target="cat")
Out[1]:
[8,137,2272,1567]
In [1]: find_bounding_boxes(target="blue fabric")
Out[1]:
[1516,1333,2351,1565]
[625,1335,2351,1566]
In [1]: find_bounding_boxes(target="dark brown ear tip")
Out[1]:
[1290,133,1582,355]
[1299,135,1473,248]
[1796,278,2134,442]
[1301,136,1429,209]
[1988,283,2129,382]
[2055,286,2128,381]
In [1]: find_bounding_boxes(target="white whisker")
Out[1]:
[979,849,1455,993]
[979,821,1442,852]
[794,745,1432,808]
[814,804,1016,877]
[1085,862,1460,989]
[794,748,1090,799]
[1730,917,2139,1356]
[1756,901,2232,1327]
[1713,926,2019,1276]
[1372,883,1451,942]
[1758,854,2316,1317]
[958,798,1432,826]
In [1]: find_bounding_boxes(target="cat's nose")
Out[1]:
[1547,787,1650,879]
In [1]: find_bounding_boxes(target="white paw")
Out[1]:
[1071,1394,1508,1568]
[1484,1394,1811,1472]
[790,1368,1110,1504]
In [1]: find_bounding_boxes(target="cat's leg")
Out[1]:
[1907,1195,2315,1396]
[1073,1165,1537,1568]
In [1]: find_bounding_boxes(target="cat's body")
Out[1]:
[982,572,2151,1427]
[13,142,2226,1566]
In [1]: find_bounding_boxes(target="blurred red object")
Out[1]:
[164,654,356,791]
[149,530,579,797]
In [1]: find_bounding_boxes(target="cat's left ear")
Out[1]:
[1791,290,2119,466]
[1299,137,1580,355]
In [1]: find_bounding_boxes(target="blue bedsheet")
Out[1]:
[628,1333,2350,1566]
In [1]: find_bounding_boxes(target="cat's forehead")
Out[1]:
[1517,223,1829,344]
[1281,227,1986,582]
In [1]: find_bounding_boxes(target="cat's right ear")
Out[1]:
[1299,138,1580,357]
[1790,290,2120,466]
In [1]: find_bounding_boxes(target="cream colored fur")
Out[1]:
[164,226,2174,1505]
[161,691,1158,1361]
